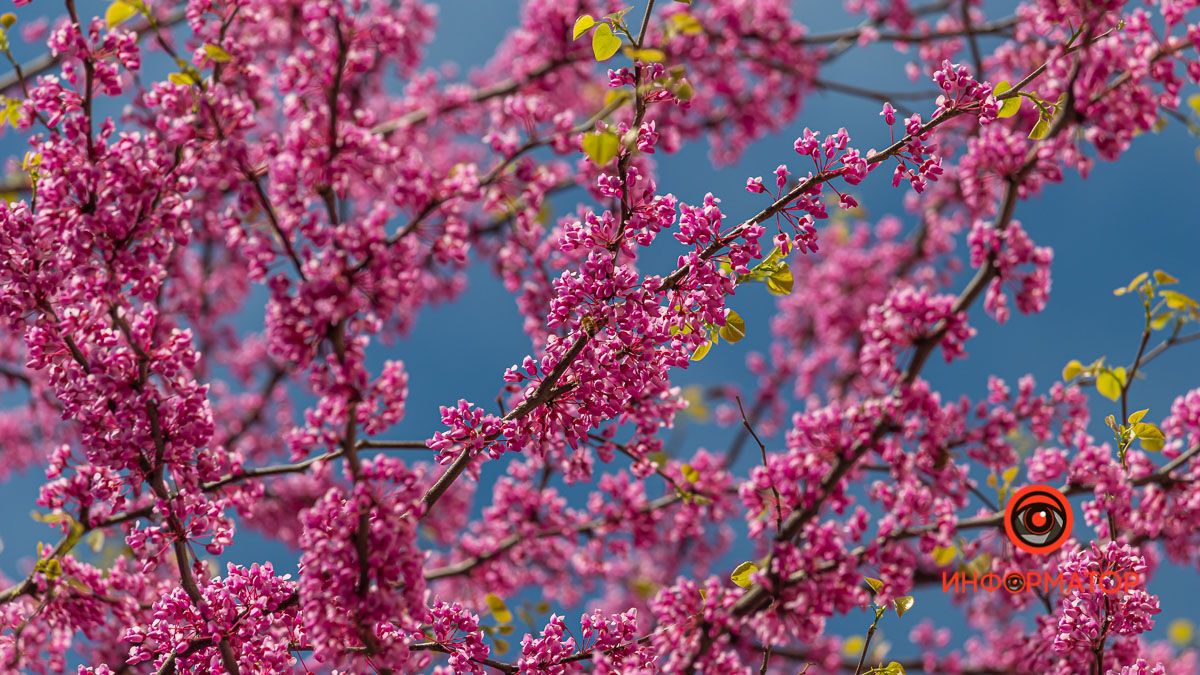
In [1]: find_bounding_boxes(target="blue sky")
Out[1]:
[1,0,1198,667]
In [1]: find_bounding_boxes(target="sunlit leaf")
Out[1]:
[1169,618,1195,647]
[1002,466,1019,485]
[1028,118,1050,140]
[669,12,703,34]
[731,561,759,588]
[718,309,745,343]
[592,22,622,61]
[1160,289,1199,310]
[1154,269,1179,285]
[624,47,667,62]
[994,81,1021,118]
[485,593,513,624]
[690,340,711,361]
[1128,409,1149,425]
[203,43,232,62]
[680,463,700,483]
[1097,370,1121,401]
[864,577,884,594]
[168,71,197,86]
[581,130,619,165]
[573,15,596,40]
[931,546,956,566]
[766,263,794,295]
[106,0,138,28]
[1115,272,1149,296]
[893,595,915,618]
[1062,359,1084,381]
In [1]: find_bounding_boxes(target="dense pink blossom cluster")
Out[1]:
[0,0,1199,673]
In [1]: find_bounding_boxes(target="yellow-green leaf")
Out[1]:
[883,662,907,675]
[1002,466,1019,485]
[623,47,667,62]
[572,14,596,40]
[592,22,622,61]
[690,339,711,361]
[168,71,197,86]
[106,1,138,28]
[1097,370,1121,401]
[668,12,703,34]
[766,263,794,295]
[493,638,510,654]
[731,561,758,588]
[203,43,232,62]
[1115,272,1150,296]
[1062,359,1084,381]
[931,546,956,566]
[718,309,746,343]
[1133,423,1165,452]
[894,595,915,618]
[1113,367,1128,387]
[31,510,72,525]
[1151,311,1174,330]
[1160,289,1199,310]
[1154,270,1179,285]
[484,593,513,624]
[680,463,700,483]
[994,81,1021,118]
[1128,409,1149,425]
[864,577,884,594]
[581,130,619,166]
[1169,618,1195,647]
[1029,118,1050,140]
[86,530,105,553]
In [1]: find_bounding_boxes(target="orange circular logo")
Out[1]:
[1003,484,1073,554]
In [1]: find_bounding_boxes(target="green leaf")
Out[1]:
[766,263,794,296]
[572,15,596,40]
[1115,272,1150,296]
[1128,409,1149,425]
[493,638,510,655]
[1133,422,1165,452]
[168,71,198,86]
[1028,118,1050,140]
[893,595,915,618]
[1097,370,1122,401]
[1002,466,1019,485]
[668,12,703,34]
[581,130,619,166]
[864,577,884,594]
[931,545,956,566]
[1113,366,1128,387]
[1160,290,1199,310]
[994,81,1021,118]
[1154,270,1179,285]
[680,463,700,483]
[105,0,138,28]
[624,47,667,62]
[1151,311,1174,330]
[731,561,759,588]
[591,22,622,61]
[690,340,711,361]
[485,593,513,624]
[718,309,746,343]
[883,662,907,675]
[203,43,232,63]
[1062,359,1084,381]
